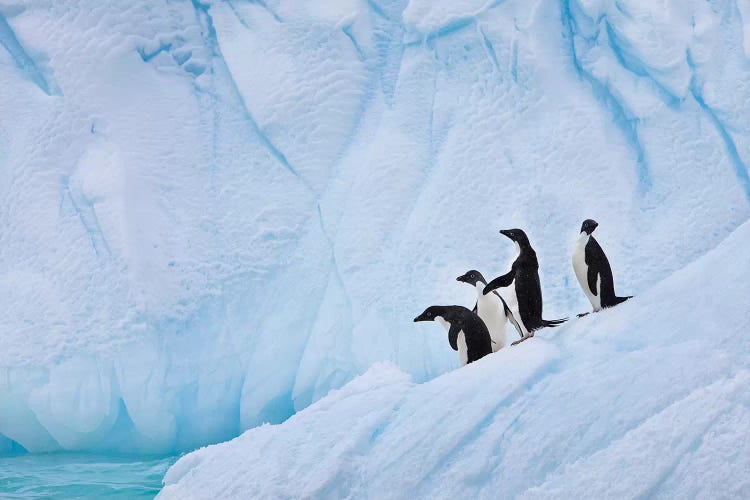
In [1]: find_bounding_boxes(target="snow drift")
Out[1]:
[160,219,750,499]
[1,0,750,455]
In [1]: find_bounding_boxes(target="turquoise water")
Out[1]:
[0,453,177,499]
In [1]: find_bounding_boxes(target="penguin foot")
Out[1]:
[576,312,590,318]
[511,334,534,346]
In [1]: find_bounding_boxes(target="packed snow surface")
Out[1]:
[1,0,750,457]
[160,220,750,499]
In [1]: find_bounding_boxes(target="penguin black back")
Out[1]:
[484,229,567,333]
[414,305,492,364]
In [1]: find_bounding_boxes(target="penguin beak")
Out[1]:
[414,313,429,322]
[456,275,467,283]
[499,229,512,239]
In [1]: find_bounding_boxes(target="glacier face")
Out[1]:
[1,0,749,454]
[160,218,750,499]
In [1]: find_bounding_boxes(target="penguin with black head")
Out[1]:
[573,219,632,317]
[414,305,492,366]
[483,229,567,345]
[456,270,524,351]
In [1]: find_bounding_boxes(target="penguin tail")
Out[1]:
[541,317,568,328]
[611,295,633,306]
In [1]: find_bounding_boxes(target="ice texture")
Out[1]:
[160,218,750,499]
[1,0,749,456]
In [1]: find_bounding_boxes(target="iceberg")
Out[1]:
[0,0,749,464]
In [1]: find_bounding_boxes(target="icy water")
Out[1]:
[0,453,177,499]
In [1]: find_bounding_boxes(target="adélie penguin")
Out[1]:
[483,229,567,345]
[572,219,632,317]
[456,270,524,351]
[414,305,492,366]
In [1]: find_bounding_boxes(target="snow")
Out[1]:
[159,219,750,499]
[0,0,749,463]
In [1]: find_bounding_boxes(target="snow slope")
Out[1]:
[2,0,750,454]
[160,218,750,499]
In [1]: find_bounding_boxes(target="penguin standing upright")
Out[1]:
[414,305,492,366]
[572,219,632,316]
[483,229,567,345]
[456,270,524,351]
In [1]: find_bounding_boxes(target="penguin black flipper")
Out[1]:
[497,294,524,338]
[586,258,599,297]
[414,305,493,365]
[587,235,631,308]
[494,292,511,314]
[585,236,607,297]
[448,323,460,351]
[483,268,515,295]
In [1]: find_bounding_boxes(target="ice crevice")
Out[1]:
[561,0,651,192]
[691,85,750,203]
[603,20,681,107]
[61,176,112,259]
[405,0,511,44]
[190,0,307,187]
[477,24,501,74]
[223,1,251,28]
[687,50,750,204]
[316,203,352,322]
[136,42,173,63]
[366,0,391,21]
[0,13,59,96]
[248,0,283,23]
[341,23,366,62]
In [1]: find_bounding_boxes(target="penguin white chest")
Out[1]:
[457,331,468,366]
[435,317,451,333]
[572,234,601,311]
[475,285,507,352]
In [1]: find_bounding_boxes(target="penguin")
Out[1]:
[572,219,632,316]
[483,229,567,345]
[456,270,524,351]
[414,305,492,366]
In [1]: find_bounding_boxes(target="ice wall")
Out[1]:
[1,0,749,454]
